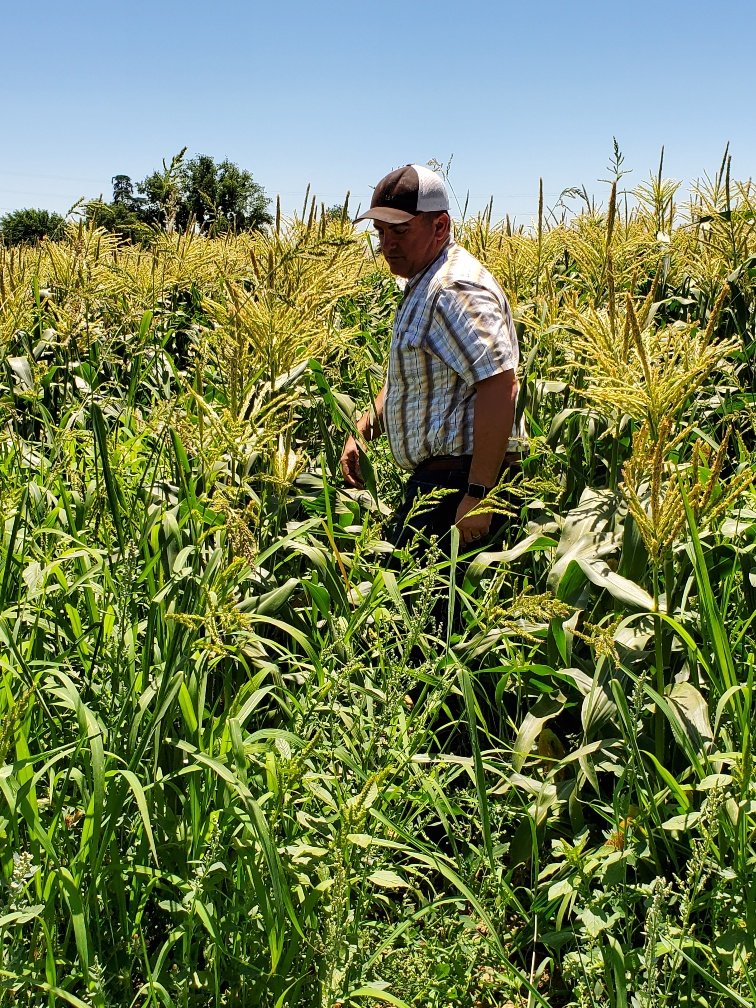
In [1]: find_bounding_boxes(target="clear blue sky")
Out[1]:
[2,0,754,225]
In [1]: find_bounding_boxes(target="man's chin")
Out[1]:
[386,260,409,278]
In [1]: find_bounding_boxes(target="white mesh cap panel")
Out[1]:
[412,164,450,213]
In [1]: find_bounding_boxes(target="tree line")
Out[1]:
[0,148,273,245]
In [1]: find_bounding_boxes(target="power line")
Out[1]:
[0,170,110,184]
[0,188,93,199]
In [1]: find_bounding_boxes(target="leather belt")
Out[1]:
[414,453,522,476]
[415,454,472,474]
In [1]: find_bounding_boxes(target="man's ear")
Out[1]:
[435,212,451,241]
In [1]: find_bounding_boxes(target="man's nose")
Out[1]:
[381,232,397,253]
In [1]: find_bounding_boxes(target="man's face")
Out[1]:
[372,212,449,278]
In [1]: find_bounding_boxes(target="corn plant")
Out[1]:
[0,168,754,1008]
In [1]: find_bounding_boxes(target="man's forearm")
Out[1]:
[355,384,386,442]
[468,370,517,487]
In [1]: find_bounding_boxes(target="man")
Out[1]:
[341,163,524,551]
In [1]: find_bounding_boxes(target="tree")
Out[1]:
[85,174,153,243]
[324,200,351,225]
[137,151,272,235]
[112,174,137,206]
[0,208,65,245]
[181,154,273,234]
[137,148,187,233]
[85,198,152,244]
[83,151,273,242]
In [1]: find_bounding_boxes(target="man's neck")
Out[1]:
[405,237,453,288]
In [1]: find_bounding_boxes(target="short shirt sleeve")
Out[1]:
[425,281,517,386]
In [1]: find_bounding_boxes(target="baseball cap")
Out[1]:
[355,164,450,224]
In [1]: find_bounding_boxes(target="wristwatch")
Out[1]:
[466,483,491,500]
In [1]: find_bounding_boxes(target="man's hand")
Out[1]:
[340,386,386,490]
[455,494,492,547]
[340,435,364,489]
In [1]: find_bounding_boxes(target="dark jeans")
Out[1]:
[387,454,515,555]
[385,452,520,642]
[385,454,519,755]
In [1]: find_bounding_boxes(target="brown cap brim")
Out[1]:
[354,207,417,224]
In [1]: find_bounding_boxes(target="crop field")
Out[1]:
[1,163,755,1008]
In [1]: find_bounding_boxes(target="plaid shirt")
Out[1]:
[384,240,525,470]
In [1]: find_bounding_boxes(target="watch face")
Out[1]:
[467,483,488,499]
